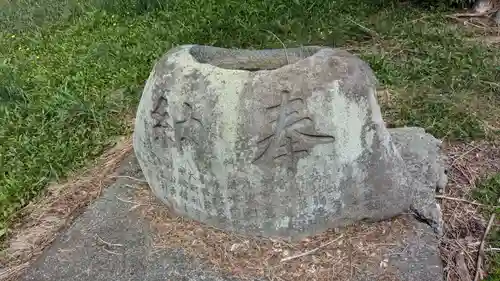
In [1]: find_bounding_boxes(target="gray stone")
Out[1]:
[494,10,500,25]
[384,217,444,281]
[20,155,245,281]
[132,44,442,239]
[473,0,493,14]
[19,155,443,281]
[389,127,447,234]
[389,127,447,193]
[354,218,443,281]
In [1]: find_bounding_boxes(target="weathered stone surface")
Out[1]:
[20,155,245,281]
[132,45,439,239]
[389,127,448,193]
[19,155,443,281]
[389,127,447,234]
[494,10,500,25]
[381,216,444,281]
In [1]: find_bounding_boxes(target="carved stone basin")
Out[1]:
[133,45,443,239]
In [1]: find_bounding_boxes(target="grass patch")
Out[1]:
[474,174,500,213]
[473,174,500,280]
[1,0,499,238]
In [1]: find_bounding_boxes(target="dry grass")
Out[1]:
[0,136,133,281]
[439,140,500,281]
[446,7,500,48]
[131,185,434,281]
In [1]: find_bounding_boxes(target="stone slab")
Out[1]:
[20,155,243,281]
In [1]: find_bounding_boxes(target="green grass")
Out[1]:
[1,0,499,239]
[473,174,500,280]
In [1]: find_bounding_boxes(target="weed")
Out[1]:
[473,174,500,280]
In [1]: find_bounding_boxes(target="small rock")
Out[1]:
[473,0,494,14]
[194,228,205,237]
[380,258,389,268]
[494,10,500,25]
